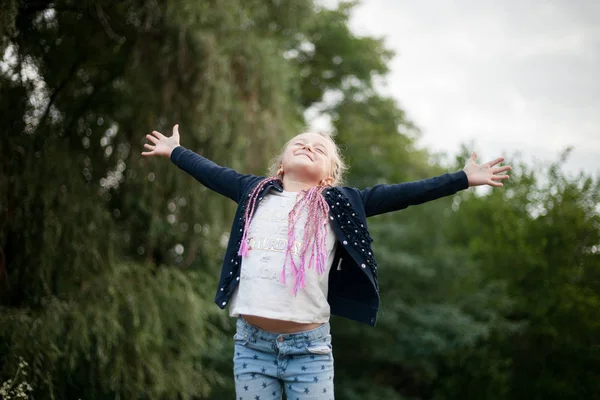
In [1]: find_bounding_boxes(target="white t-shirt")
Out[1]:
[229,190,337,323]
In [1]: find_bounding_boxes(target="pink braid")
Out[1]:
[238,178,331,295]
[283,186,330,294]
[238,177,279,257]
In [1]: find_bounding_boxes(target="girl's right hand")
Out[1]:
[142,124,181,158]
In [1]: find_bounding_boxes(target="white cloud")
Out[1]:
[344,0,600,176]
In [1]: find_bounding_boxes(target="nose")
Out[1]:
[302,143,314,153]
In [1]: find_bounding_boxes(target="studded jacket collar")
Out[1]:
[171,146,469,326]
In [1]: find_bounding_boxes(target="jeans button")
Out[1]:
[277,336,284,343]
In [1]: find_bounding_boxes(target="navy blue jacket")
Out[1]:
[171,146,469,326]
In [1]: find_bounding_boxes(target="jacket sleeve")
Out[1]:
[170,146,262,203]
[359,171,469,217]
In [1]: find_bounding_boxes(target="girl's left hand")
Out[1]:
[463,152,512,187]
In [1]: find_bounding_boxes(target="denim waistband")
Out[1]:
[236,317,330,344]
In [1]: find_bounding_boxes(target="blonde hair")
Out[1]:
[268,130,348,186]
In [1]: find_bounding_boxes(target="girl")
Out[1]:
[142,124,510,399]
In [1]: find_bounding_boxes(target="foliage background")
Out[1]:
[1,1,598,399]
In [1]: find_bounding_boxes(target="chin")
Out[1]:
[287,164,323,180]
[289,158,313,169]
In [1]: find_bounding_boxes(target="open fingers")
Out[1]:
[141,142,156,156]
[487,179,504,187]
[152,130,167,140]
[492,165,511,174]
[146,133,160,144]
[484,157,505,167]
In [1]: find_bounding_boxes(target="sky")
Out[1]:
[311,0,600,177]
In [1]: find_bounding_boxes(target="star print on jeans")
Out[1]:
[244,385,249,391]
[262,382,267,388]
[255,396,260,400]
[251,373,256,379]
[304,387,310,394]
[301,366,307,371]
[253,355,259,360]
[242,363,248,369]
[313,376,319,382]
[261,367,266,373]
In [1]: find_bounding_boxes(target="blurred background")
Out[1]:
[1,1,598,399]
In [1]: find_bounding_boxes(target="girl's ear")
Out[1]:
[320,177,334,187]
[277,166,284,177]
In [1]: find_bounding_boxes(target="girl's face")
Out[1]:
[280,133,335,185]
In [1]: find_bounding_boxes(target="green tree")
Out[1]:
[1,1,308,398]
[1,1,402,399]
[435,151,600,399]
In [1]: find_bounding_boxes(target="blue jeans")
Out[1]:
[233,318,335,400]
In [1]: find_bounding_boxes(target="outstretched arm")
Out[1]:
[359,152,511,217]
[142,124,262,203]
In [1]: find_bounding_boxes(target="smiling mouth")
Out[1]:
[297,153,313,161]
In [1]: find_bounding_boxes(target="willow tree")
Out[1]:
[1,0,400,398]
[1,1,309,398]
